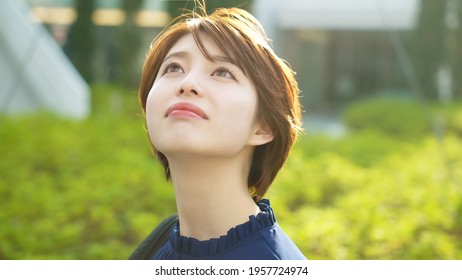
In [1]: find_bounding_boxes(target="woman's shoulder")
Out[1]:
[257,222,307,260]
[153,199,307,260]
[216,199,306,260]
[245,199,306,260]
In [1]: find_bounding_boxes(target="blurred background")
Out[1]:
[0,0,461,259]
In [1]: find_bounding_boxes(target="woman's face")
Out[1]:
[146,33,271,159]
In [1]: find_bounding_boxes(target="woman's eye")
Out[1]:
[213,68,235,80]
[164,63,184,74]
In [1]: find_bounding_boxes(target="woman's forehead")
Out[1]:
[164,33,239,67]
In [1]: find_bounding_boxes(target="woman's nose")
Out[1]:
[178,88,198,95]
[177,72,202,96]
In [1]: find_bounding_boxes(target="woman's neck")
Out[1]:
[167,154,260,241]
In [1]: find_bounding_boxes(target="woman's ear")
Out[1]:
[248,122,274,146]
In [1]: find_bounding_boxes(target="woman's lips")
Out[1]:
[165,102,208,119]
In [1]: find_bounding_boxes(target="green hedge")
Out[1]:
[343,97,462,139]
[1,86,461,259]
[270,134,462,259]
[343,97,432,139]
[0,85,176,259]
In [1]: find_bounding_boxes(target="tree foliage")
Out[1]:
[65,0,96,83]
[413,0,462,100]
[118,0,143,87]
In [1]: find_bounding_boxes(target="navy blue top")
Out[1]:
[151,199,307,260]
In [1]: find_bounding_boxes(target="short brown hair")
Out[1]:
[139,5,302,201]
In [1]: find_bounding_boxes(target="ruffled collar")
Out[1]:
[168,199,276,258]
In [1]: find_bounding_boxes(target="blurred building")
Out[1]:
[29,0,171,84]
[254,0,419,112]
[4,0,421,117]
[0,0,169,118]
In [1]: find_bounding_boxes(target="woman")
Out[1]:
[137,3,305,260]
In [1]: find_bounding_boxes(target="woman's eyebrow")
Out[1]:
[162,51,243,72]
[210,54,243,71]
[162,51,188,63]
[210,54,233,63]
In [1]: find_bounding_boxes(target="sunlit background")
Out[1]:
[1,0,461,259]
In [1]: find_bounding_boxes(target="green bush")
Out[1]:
[1,85,461,259]
[450,110,462,135]
[0,86,176,259]
[343,97,432,139]
[271,135,462,259]
[295,131,414,168]
[436,103,462,136]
